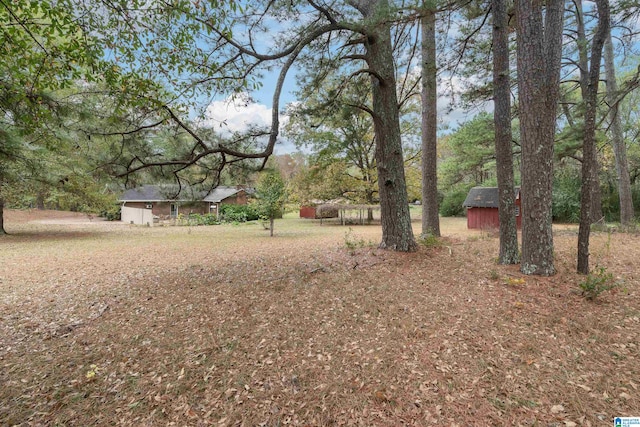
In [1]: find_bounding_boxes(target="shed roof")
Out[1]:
[462,186,520,208]
[120,185,246,203]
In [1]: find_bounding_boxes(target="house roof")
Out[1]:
[462,186,520,208]
[203,187,243,203]
[119,185,246,203]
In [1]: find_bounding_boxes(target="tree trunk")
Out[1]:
[270,216,274,237]
[360,0,417,251]
[577,0,609,274]
[0,196,5,235]
[0,177,5,235]
[420,7,441,237]
[516,0,564,276]
[575,0,604,224]
[604,30,634,225]
[590,177,604,223]
[36,192,45,210]
[492,0,519,264]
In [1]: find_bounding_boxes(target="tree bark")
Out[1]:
[492,0,519,264]
[577,0,609,274]
[516,0,564,276]
[36,192,45,210]
[0,177,5,235]
[0,196,5,235]
[270,216,274,237]
[574,0,604,224]
[360,0,417,251]
[420,7,441,237]
[604,30,634,225]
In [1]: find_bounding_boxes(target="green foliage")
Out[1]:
[552,166,581,222]
[254,170,287,220]
[219,205,260,223]
[177,213,219,226]
[284,70,419,206]
[71,0,243,105]
[3,172,119,216]
[404,159,422,203]
[633,183,640,213]
[288,161,352,205]
[418,233,440,248]
[100,205,121,221]
[578,266,620,300]
[284,77,379,205]
[0,1,130,225]
[343,228,370,253]
[440,186,471,217]
[438,113,499,189]
[438,114,520,219]
[1,0,104,96]
[600,179,621,222]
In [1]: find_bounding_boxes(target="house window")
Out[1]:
[170,203,178,218]
[515,206,520,216]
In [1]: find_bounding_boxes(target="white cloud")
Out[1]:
[201,93,298,155]
[436,74,494,132]
[202,93,273,134]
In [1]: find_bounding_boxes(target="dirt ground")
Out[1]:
[0,209,638,426]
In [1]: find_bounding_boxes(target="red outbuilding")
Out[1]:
[299,206,317,219]
[462,186,522,230]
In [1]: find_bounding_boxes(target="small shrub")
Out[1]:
[219,204,260,223]
[100,205,121,221]
[188,213,219,226]
[439,188,469,217]
[578,266,619,301]
[418,233,440,248]
[344,228,367,253]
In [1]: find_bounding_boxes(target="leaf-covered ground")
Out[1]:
[1,210,638,426]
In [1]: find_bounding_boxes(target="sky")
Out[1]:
[196,5,493,156]
[200,90,298,155]
[201,72,487,155]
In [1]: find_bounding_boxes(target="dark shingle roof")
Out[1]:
[120,185,246,203]
[462,186,520,208]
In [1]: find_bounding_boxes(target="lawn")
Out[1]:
[1,210,638,426]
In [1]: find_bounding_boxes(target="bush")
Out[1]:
[440,187,470,217]
[219,204,260,223]
[185,213,219,226]
[418,233,440,248]
[552,168,581,222]
[100,205,121,221]
[343,228,370,254]
[578,266,620,300]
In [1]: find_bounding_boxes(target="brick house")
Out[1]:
[119,185,250,225]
